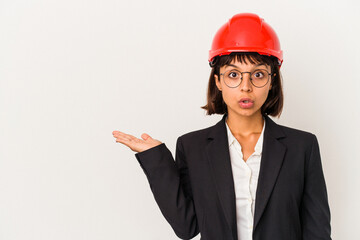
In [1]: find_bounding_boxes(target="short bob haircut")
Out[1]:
[201,52,284,118]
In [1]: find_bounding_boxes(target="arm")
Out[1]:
[300,134,332,240]
[135,137,199,239]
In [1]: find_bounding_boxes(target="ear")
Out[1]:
[214,74,222,91]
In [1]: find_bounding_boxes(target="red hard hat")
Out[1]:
[209,13,283,68]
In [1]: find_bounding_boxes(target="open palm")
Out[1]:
[112,131,162,153]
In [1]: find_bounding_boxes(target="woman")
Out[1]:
[112,13,332,240]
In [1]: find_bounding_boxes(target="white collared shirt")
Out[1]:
[225,116,266,240]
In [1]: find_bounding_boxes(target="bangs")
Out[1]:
[216,52,275,71]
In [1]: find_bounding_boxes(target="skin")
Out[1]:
[214,58,275,161]
[112,58,275,157]
[112,131,162,153]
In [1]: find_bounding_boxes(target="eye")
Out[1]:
[228,71,239,78]
[253,70,266,79]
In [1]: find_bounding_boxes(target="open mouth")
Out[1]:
[239,99,254,108]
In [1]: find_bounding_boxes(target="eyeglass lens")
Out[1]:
[223,69,270,88]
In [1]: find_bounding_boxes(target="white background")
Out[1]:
[1,0,359,239]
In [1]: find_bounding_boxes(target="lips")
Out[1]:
[239,98,254,103]
[239,98,254,109]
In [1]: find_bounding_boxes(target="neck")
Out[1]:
[225,111,264,137]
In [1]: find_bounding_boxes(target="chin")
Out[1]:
[229,106,261,118]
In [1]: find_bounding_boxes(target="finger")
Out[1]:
[112,131,124,138]
[117,133,143,145]
[126,134,138,141]
[114,131,136,141]
[115,136,126,144]
[141,133,152,141]
[115,135,134,146]
[123,134,135,142]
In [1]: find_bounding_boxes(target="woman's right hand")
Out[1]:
[112,131,162,153]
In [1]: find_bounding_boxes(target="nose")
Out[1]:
[239,73,252,92]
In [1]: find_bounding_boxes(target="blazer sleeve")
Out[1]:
[134,137,199,239]
[300,134,332,240]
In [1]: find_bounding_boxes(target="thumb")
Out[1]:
[141,133,152,141]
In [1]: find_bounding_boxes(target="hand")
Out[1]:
[112,131,162,153]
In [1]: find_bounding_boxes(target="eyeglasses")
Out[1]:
[220,68,274,88]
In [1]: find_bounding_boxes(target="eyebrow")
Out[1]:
[225,63,267,69]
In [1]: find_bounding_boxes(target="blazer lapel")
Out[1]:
[205,113,287,239]
[205,113,238,240]
[253,114,286,231]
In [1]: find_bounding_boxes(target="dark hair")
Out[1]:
[201,52,284,118]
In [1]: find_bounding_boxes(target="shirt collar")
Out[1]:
[225,115,266,155]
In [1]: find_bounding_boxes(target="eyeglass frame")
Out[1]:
[219,68,275,88]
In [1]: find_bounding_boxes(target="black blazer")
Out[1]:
[135,113,332,240]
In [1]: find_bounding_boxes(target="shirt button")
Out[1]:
[248,198,252,203]
[249,224,253,229]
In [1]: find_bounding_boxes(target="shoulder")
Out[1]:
[273,121,318,153]
[264,114,315,139]
[177,124,214,143]
[279,123,315,139]
[273,122,322,168]
[173,123,217,155]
